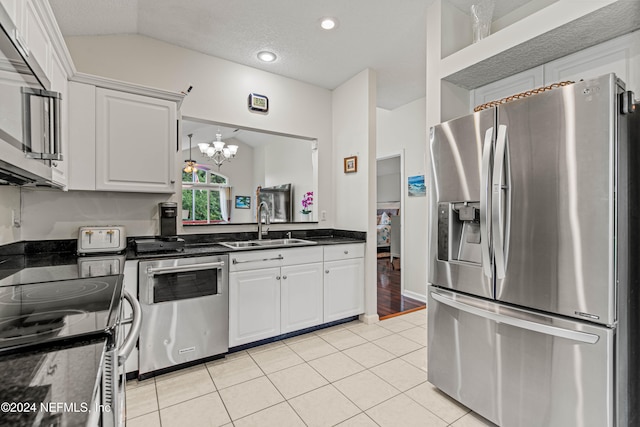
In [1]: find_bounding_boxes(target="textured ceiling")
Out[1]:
[49,0,537,110]
[49,0,431,110]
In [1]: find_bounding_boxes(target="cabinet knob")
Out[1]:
[344,250,349,254]
[282,275,287,280]
[325,270,330,274]
[276,276,281,280]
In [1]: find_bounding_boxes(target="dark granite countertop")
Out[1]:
[0,338,106,427]
[0,228,366,271]
[127,229,366,260]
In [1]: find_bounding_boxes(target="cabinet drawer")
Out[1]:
[229,249,284,272]
[228,246,323,272]
[282,246,323,266]
[323,243,364,262]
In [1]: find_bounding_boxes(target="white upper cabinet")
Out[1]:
[429,1,640,125]
[67,82,181,193]
[49,51,68,187]
[471,30,640,113]
[95,88,177,193]
[23,0,51,78]
[544,31,640,93]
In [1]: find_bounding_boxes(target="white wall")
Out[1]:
[0,186,21,244]
[20,189,169,240]
[333,69,378,321]
[376,173,400,202]
[377,97,427,301]
[18,34,334,238]
[376,157,401,202]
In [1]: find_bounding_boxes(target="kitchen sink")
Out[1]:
[219,238,317,250]
[220,241,262,249]
[255,238,317,246]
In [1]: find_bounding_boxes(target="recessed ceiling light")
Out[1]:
[320,17,338,30]
[257,51,277,62]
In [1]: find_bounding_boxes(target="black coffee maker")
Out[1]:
[159,202,178,240]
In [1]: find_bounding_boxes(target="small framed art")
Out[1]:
[235,196,251,209]
[344,156,358,173]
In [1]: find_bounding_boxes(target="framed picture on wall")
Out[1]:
[235,196,251,209]
[344,156,358,173]
[408,175,426,197]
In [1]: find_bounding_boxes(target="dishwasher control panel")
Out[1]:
[78,226,127,254]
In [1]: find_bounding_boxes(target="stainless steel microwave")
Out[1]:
[0,4,62,187]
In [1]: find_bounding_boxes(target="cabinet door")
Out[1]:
[544,31,639,93]
[95,88,177,193]
[67,82,96,190]
[49,52,67,188]
[281,262,323,334]
[0,0,23,28]
[24,0,50,78]
[323,258,364,322]
[229,267,281,347]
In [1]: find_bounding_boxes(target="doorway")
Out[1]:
[376,154,423,318]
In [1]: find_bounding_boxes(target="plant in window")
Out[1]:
[301,191,314,214]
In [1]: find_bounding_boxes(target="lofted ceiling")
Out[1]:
[49,0,532,110]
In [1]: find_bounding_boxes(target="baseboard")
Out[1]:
[403,289,427,304]
[359,313,380,324]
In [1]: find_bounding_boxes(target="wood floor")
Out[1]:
[377,257,425,319]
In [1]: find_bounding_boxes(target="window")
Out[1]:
[182,170,230,223]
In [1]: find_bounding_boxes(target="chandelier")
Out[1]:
[197,131,238,169]
[183,134,197,173]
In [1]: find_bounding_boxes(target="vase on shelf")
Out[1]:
[471,0,495,43]
[301,211,312,221]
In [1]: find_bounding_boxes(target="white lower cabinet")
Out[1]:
[323,244,365,323]
[228,246,323,348]
[228,244,364,347]
[281,262,323,334]
[229,267,281,347]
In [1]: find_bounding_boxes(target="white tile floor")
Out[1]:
[125,310,497,427]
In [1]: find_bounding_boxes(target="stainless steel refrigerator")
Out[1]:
[427,73,638,427]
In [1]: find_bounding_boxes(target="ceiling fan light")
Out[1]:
[183,161,196,174]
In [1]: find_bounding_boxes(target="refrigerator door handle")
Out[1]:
[492,125,509,279]
[430,290,600,344]
[480,127,493,278]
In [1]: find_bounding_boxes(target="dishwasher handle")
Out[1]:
[118,290,142,365]
[147,261,225,276]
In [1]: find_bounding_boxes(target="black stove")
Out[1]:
[0,253,124,356]
[0,274,123,355]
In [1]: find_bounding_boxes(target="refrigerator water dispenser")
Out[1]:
[437,202,481,264]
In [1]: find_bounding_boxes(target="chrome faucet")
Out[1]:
[257,202,270,240]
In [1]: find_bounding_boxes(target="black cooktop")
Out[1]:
[0,274,123,355]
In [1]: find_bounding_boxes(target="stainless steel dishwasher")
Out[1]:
[138,255,228,379]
